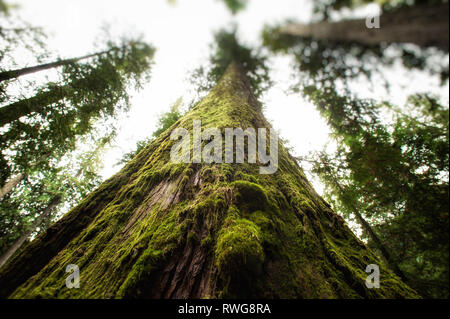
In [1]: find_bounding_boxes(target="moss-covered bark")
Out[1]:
[0,63,419,299]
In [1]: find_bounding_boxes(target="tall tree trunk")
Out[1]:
[0,49,114,83]
[298,158,409,283]
[0,173,26,200]
[351,209,407,282]
[330,177,408,282]
[280,3,449,51]
[0,195,62,269]
[0,85,68,127]
[0,63,418,299]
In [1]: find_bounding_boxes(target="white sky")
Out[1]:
[9,0,450,196]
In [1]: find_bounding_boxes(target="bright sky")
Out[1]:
[11,0,450,196]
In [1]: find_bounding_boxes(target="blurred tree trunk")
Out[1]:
[0,86,69,127]
[0,195,61,269]
[0,49,114,83]
[280,3,449,51]
[352,210,407,281]
[0,173,26,200]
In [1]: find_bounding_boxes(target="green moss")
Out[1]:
[219,163,234,182]
[248,210,281,255]
[200,167,215,183]
[180,175,189,189]
[234,171,258,183]
[215,217,265,298]
[226,204,240,220]
[231,180,269,213]
[117,248,163,298]
[201,234,213,248]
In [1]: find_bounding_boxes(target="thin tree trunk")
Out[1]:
[0,27,40,33]
[0,173,26,200]
[0,49,115,83]
[331,176,408,282]
[0,62,418,299]
[0,46,124,127]
[352,208,408,280]
[280,3,449,51]
[0,85,69,127]
[0,195,61,269]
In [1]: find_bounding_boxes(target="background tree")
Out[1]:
[281,1,448,51]
[0,0,7,13]
[0,4,155,270]
[0,38,155,196]
[191,29,272,99]
[0,4,49,102]
[0,0,18,15]
[263,0,449,89]
[0,47,122,83]
[0,133,113,269]
[300,87,449,298]
[262,0,448,298]
[220,0,248,14]
[312,0,448,20]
